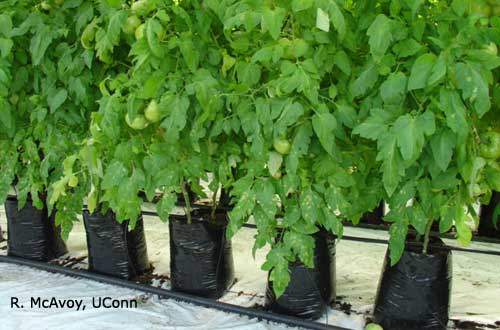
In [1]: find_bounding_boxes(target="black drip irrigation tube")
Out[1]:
[142,208,500,257]
[0,255,350,330]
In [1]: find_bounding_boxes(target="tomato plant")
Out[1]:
[2,0,499,300]
[0,0,102,236]
[352,0,500,263]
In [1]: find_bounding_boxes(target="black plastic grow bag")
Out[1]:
[373,238,452,330]
[169,207,235,299]
[265,230,336,320]
[360,202,385,225]
[5,196,67,261]
[478,191,500,238]
[83,209,150,279]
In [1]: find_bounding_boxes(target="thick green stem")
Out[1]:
[181,181,192,224]
[422,219,434,255]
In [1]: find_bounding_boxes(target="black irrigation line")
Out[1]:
[0,255,350,330]
[142,207,500,257]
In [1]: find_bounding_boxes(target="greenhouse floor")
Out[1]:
[1,204,499,330]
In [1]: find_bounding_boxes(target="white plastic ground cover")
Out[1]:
[1,204,499,330]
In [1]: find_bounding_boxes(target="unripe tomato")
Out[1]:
[125,114,149,130]
[272,170,282,179]
[131,0,152,13]
[273,138,291,155]
[123,15,141,35]
[483,42,498,56]
[364,324,383,330]
[145,100,161,123]
[480,131,500,160]
[40,1,52,10]
[68,175,79,187]
[470,1,491,17]
[135,23,145,40]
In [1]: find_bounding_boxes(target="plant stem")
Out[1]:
[211,185,218,221]
[422,219,434,255]
[181,181,192,224]
[415,233,422,242]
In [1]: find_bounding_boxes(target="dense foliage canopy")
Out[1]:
[0,0,499,296]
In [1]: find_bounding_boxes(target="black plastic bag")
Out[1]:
[373,238,452,330]
[5,196,67,261]
[360,202,385,225]
[169,207,235,298]
[478,191,500,238]
[83,209,150,279]
[265,230,336,320]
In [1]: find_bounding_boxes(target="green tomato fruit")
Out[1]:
[123,15,142,35]
[483,42,498,56]
[145,100,161,123]
[272,170,282,179]
[365,324,384,330]
[125,114,149,130]
[470,1,491,17]
[40,1,52,10]
[273,138,291,155]
[131,0,152,13]
[480,131,500,160]
[135,23,145,40]
[68,175,79,188]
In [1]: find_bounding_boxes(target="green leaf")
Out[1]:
[102,160,128,189]
[455,62,490,117]
[0,14,12,36]
[377,133,404,196]
[427,55,447,87]
[430,129,456,172]
[367,15,392,58]
[328,2,345,39]
[30,25,53,65]
[353,108,390,140]
[389,219,408,266]
[333,50,351,75]
[48,89,68,112]
[300,188,322,225]
[393,38,422,58]
[292,0,313,12]
[316,8,330,32]
[439,204,454,233]
[157,192,176,221]
[161,95,189,141]
[312,112,337,155]
[284,231,314,267]
[407,203,427,235]
[380,72,407,104]
[484,165,500,191]
[440,90,469,137]
[350,64,379,97]
[146,18,164,57]
[408,53,436,90]
[261,7,286,40]
[393,111,435,161]
[268,151,283,176]
[0,38,13,58]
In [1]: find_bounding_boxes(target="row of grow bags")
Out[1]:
[4,194,486,330]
